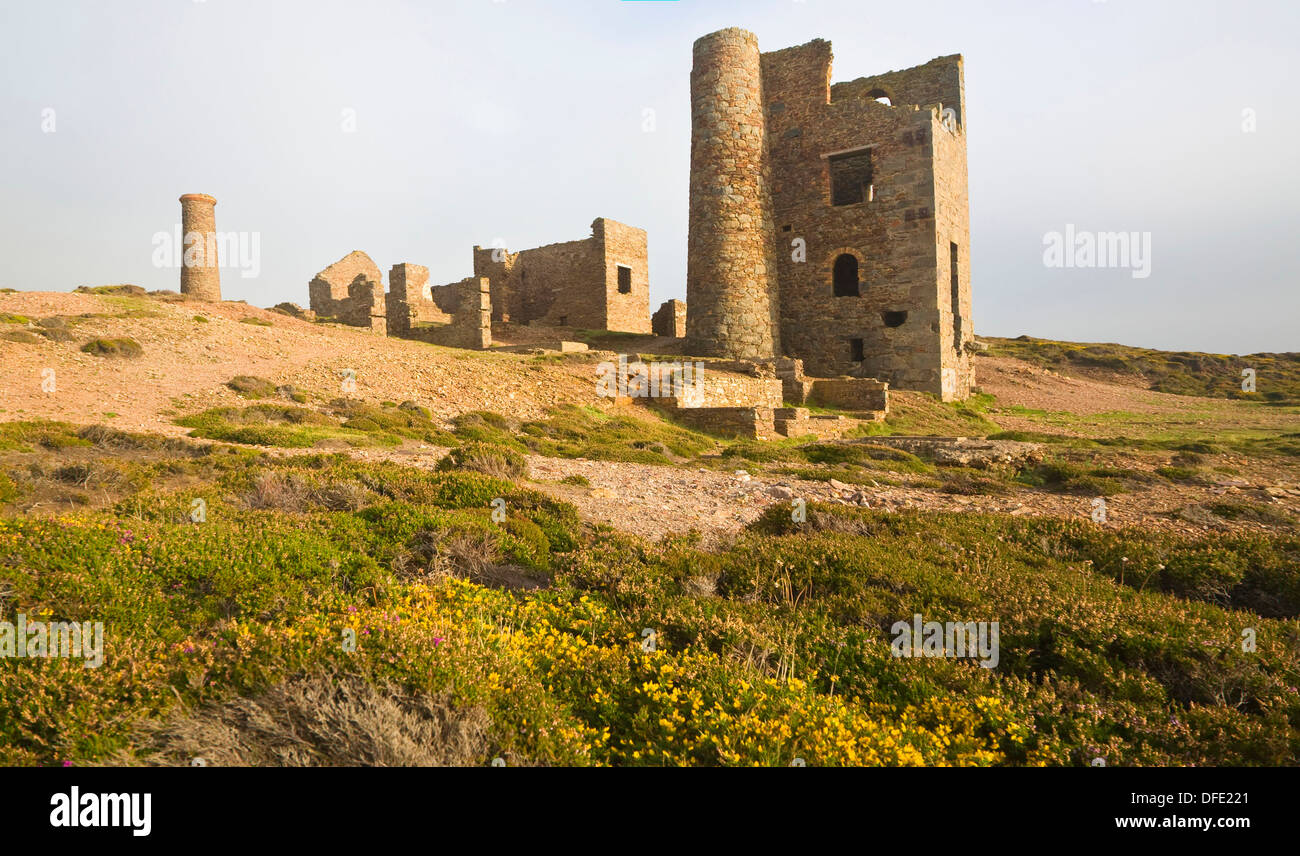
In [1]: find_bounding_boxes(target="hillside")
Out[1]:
[981,335,1300,404]
[0,289,1297,767]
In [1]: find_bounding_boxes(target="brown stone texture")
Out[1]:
[659,404,776,440]
[387,263,454,336]
[472,218,650,333]
[309,251,386,332]
[685,29,976,401]
[774,407,853,438]
[179,194,221,302]
[652,299,686,337]
[399,277,491,350]
[686,28,782,360]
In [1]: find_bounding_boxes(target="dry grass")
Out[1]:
[395,527,548,591]
[241,470,371,512]
[125,672,491,767]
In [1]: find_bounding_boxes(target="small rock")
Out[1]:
[767,485,794,499]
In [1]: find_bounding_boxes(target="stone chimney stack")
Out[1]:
[179,193,221,301]
[685,28,780,360]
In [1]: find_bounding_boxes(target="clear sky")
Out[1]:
[1,0,1295,355]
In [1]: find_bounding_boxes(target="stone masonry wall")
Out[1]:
[309,251,386,332]
[761,42,971,396]
[685,28,782,360]
[400,276,491,350]
[472,218,649,333]
[387,263,453,337]
[652,299,686,337]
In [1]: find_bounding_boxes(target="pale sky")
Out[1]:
[1,0,1295,355]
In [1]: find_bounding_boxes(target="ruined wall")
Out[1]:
[931,82,975,400]
[596,219,651,333]
[685,28,781,360]
[387,263,453,337]
[472,218,649,333]
[652,299,686,338]
[309,251,386,332]
[400,276,491,350]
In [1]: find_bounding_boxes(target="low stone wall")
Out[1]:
[809,377,888,413]
[774,407,851,439]
[663,405,775,439]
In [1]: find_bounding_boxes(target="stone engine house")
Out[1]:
[687,28,975,400]
[473,218,650,334]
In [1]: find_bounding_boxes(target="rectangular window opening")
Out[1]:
[829,148,874,207]
[850,338,865,363]
[949,242,961,346]
[616,265,632,294]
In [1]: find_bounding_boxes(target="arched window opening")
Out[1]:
[867,88,892,106]
[833,254,860,297]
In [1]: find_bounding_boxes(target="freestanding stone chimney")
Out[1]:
[179,193,221,301]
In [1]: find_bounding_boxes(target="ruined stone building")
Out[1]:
[307,218,645,348]
[308,251,387,333]
[472,218,650,333]
[686,28,975,400]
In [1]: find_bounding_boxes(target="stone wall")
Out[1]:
[387,263,453,336]
[662,405,776,440]
[400,276,491,350]
[472,218,649,333]
[807,377,888,414]
[309,251,386,333]
[685,28,782,360]
[652,299,686,337]
[761,42,970,397]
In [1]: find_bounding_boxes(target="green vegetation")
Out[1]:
[453,405,715,465]
[0,330,43,344]
[80,337,143,358]
[0,422,1295,766]
[854,392,1001,437]
[239,317,274,327]
[176,404,381,448]
[177,400,458,448]
[225,376,278,400]
[438,442,529,480]
[983,336,1300,404]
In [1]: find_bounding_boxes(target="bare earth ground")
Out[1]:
[0,292,598,435]
[3,291,1296,541]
